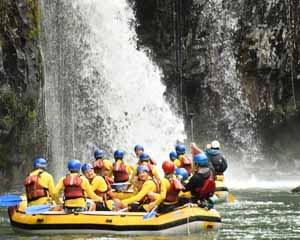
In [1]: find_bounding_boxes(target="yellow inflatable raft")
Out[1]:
[214,176,229,203]
[8,204,221,235]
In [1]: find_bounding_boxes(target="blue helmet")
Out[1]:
[139,153,150,162]
[33,158,47,169]
[114,150,124,159]
[193,153,208,167]
[175,144,186,154]
[134,144,144,152]
[137,165,149,173]
[94,148,104,159]
[68,159,81,171]
[81,163,93,173]
[169,151,177,161]
[175,168,189,181]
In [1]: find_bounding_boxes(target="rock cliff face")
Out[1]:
[130,0,300,168]
[0,0,46,189]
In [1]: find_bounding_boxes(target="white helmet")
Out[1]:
[211,140,220,149]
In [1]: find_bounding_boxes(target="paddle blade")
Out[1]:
[25,204,50,214]
[143,207,157,220]
[0,195,22,207]
[227,193,236,203]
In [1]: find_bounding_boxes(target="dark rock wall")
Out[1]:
[0,0,46,190]
[130,0,300,167]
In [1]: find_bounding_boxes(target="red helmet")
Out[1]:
[162,160,175,174]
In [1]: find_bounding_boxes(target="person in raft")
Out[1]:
[182,153,216,209]
[118,165,161,212]
[81,163,112,211]
[134,144,157,165]
[55,159,103,213]
[157,160,184,213]
[205,140,228,179]
[175,144,193,176]
[169,151,181,168]
[24,157,60,207]
[112,150,132,184]
[92,148,113,177]
[129,153,161,185]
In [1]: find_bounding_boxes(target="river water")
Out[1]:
[1,189,299,239]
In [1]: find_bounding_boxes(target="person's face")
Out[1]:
[84,169,94,180]
[135,149,143,157]
[138,171,148,181]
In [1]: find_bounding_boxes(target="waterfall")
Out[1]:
[41,0,186,178]
[196,1,261,161]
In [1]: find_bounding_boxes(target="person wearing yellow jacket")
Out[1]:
[158,161,184,213]
[81,163,110,211]
[169,151,181,168]
[24,158,60,206]
[129,153,161,184]
[120,165,161,212]
[92,148,113,177]
[55,159,103,213]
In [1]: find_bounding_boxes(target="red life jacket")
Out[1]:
[165,178,184,203]
[103,176,114,199]
[24,171,48,202]
[195,174,216,201]
[63,175,84,200]
[112,162,129,183]
[179,155,193,175]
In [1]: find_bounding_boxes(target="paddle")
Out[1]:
[227,193,235,203]
[143,206,157,220]
[25,204,53,214]
[0,195,22,207]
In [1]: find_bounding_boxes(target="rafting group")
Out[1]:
[1,141,231,234]
[21,141,228,214]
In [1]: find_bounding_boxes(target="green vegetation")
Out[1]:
[0,88,38,133]
[26,0,41,40]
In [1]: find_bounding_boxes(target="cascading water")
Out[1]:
[41,0,186,179]
[192,1,261,165]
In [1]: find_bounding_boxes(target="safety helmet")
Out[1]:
[68,159,81,171]
[175,144,186,154]
[33,157,47,169]
[139,153,150,162]
[81,163,93,173]
[162,160,175,174]
[137,165,149,173]
[175,168,189,181]
[169,151,177,161]
[211,140,220,149]
[114,150,124,159]
[94,148,104,159]
[134,144,144,152]
[193,153,208,167]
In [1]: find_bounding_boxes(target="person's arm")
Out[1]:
[125,163,133,176]
[82,178,103,202]
[222,156,228,172]
[54,177,64,198]
[122,180,154,205]
[183,175,198,192]
[129,166,137,184]
[47,174,61,205]
[158,178,168,204]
